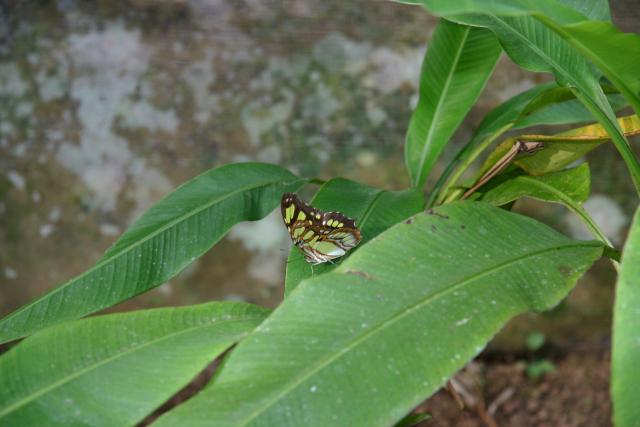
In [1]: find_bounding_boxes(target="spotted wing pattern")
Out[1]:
[281,193,362,265]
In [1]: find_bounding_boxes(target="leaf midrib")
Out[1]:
[489,15,627,145]
[356,189,385,232]
[0,176,297,337]
[238,240,601,425]
[103,176,298,261]
[415,26,470,186]
[489,15,593,102]
[0,316,264,418]
[543,19,638,98]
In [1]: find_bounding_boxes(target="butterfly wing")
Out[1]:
[321,210,360,243]
[281,193,362,265]
[281,193,303,228]
[323,227,361,252]
[281,192,317,241]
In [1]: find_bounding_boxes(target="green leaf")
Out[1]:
[485,115,640,177]
[477,164,612,245]
[0,163,303,344]
[479,163,589,204]
[0,302,269,426]
[430,82,556,206]
[405,19,501,187]
[513,89,628,129]
[526,359,556,380]
[404,0,640,194]
[154,202,603,427]
[476,83,557,136]
[431,83,625,207]
[284,178,425,296]
[536,19,640,116]
[408,2,639,113]
[525,331,546,351]
[612,206,640,427]
[396,0,588,24]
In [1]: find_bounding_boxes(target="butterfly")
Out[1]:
[281,192,362,265]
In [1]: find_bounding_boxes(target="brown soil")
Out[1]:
[416,350,611,427]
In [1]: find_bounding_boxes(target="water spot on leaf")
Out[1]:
[455,318,469,327]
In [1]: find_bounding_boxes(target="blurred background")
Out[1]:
[0,1,639,422]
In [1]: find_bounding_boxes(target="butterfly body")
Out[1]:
[281,193,362,264]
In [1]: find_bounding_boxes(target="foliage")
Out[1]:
[0,163,302,343]
[284,178,425,295]
[405,19,501,187]
[153,202,602,426]
[612,207,640,426]
[526,359,556,381]
[1,0,638,426]
[0,302,268,426]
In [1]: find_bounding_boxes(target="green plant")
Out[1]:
[525,331,546,352]
[526,359,556,381]
[523,331,555,381]
[1,1,639,426]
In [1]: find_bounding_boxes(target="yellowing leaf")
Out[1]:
[481,114,640,176]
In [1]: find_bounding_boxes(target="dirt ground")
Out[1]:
[416,350,611,427]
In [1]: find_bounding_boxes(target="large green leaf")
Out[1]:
[284,179,425,296]
[477,164,610,245]
[405,19,501,187]
[401,0,640,114]
[612,206,640,427]
[404,0,640,193]
[0,302,269,426]
[404,2,640,113]
[0,163,303,344]
[535,19,640,115]
[154,202,603,427]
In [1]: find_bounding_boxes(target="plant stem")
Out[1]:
[429,123,513,207]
